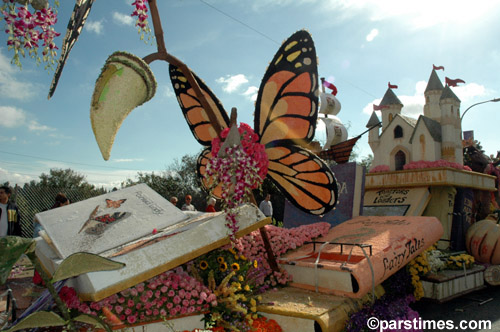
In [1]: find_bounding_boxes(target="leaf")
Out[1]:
[51,252,125,282]
[3,311,65,332]
[0,236,36,285]
[74,313,112,332]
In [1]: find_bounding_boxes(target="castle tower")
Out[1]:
[439,85,463,164]
[379,88,403,130]
[424,70,444,122]
[366,111,382,151]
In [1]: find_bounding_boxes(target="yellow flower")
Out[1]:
[217,256,225,264]
[238,275,244,282]
[253,260,258,268]
[229,248,236,255]
[240,255,247,261]
[199,260,209,270]
[231,263,240,271]
[244,285,251,291]
[250,298,257,307]
[220,262,228,272]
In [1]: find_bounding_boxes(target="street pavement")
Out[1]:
[412,285,500,331]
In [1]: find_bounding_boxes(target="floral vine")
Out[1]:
[205,123,268,241]
[1,0,60,69]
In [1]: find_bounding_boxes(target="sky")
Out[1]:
[1,0,500,189]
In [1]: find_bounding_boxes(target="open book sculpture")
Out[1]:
[35,184,269,301]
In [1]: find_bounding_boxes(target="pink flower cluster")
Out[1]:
[369,165,390,173]
[207,123,268,241]
[403,159,471,171]
[211,123,268,180]
[61,267,216,326]
[131,0,149,30]
[2,1,60,66]
[234,223,331,288]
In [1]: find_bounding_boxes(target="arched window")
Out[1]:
[394,125,403,138]
[395,150,406,170]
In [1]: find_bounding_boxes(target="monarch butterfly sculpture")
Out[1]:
[169,30,338,216]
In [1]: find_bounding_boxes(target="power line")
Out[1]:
[199,0,280,45]
[197,0,377,99]
[0,150,142,171]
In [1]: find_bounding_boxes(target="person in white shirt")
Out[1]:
[259,194,273,218]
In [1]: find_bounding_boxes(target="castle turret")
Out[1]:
[379,88,403,130]
[366,111,382,151]
[439,85,463,164]
[424,70,444,121]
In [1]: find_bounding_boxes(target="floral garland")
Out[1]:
[206,123,268,241]
[446,253,475,270]
[131,0,152,42]
[1,0,60,69]
[1,0,153,69]
[407,250,431,300]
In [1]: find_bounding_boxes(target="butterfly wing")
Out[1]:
[266,144,338,215]
[169,64,230,146]
[254,30,319,147]
[197,148,223,199]
[48,0,96,99]
[254,30,337,214]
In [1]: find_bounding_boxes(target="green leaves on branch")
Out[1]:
[3,311,65,332]
[51,252,126,282]
[0,236,35,285]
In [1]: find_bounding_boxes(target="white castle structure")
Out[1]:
[366,69,463,171]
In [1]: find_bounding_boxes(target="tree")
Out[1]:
[359,154,373,170]
[38,168,96,191]
[124,153,209,211]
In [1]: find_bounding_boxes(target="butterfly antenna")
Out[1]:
[230,107,238,126]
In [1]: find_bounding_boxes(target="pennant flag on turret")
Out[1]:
[322,80,338,96]
[433,64,445,71]
[388,82,398,89]
[445,77,465,87]
[373,104,389,111]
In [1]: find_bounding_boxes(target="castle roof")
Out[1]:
[440,85,461,103]
[409,115,442,143]
[366,111,381,128]
[380,88,403,107]
[425,70,444,93]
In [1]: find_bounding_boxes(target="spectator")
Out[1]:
[33,193,70,237]
[259,193,273,218]
[170,196,178,206]
[181,194,196,211]
[0,185,22,237]
[206,197,217,212]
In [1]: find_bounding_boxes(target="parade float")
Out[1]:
[1,1,499,332]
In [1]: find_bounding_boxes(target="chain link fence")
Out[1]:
[13,186,106,238]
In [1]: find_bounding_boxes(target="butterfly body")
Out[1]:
[170,30,338,215]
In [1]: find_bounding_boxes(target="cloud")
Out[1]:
[0,50,39,100]
[112,12,134,26]
[0,106,56,132]
[162,86,175,99]
[0,106,27,128]
[0,167,35,186]
[366,28,379,42]
[85,20,104,34]
[216,74,249,93]
[27,120,56,132]
[317,0,499,29]
[112,158,145,163]
[243,86,258,101]
[362,80,488,118]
